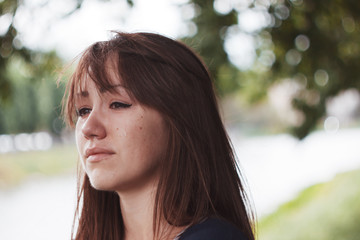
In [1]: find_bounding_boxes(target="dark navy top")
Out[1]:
[178,218,248,240]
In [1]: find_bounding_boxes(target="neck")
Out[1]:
[118,182,156,240]
[117,184,185,240]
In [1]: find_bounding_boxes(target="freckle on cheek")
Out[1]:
[139,127,143,130]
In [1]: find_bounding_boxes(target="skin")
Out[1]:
[75,79,167,193]
[74,69,174,239]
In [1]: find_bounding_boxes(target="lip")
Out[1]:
[85,147,115,163]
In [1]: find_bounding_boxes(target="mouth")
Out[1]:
[85,147,115,163]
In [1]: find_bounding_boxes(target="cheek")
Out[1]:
[139,117,168,157]
[115,127,128,137]
[117,118,156,157]
[113,114,143,139]
[74,123,87,167]
[75,124,83,148]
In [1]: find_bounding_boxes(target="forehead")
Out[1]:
[74,55,125,95]
[75,79,129,100]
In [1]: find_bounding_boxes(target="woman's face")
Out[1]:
[74,71,168,193]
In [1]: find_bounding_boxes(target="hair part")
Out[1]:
[63,32,255,240]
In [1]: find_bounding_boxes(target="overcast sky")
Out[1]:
[15,0,187,60]
[9,0,265,69]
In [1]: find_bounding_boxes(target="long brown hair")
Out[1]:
[63,32,255,240]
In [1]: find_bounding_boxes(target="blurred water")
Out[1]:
[0,128,359,239]
[231,128,360,217]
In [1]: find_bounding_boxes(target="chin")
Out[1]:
[87,172,118,191]
[89,178,109,190]
[90,180,121,192]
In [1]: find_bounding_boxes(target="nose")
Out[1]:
[81,109,106,140]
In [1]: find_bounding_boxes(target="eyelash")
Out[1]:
[110,102,132,109]
[76,102,132,117]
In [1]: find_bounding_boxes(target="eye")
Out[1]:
[110,102,132,109]
[76,107,91,117]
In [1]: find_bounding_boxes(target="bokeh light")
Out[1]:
[324,116,340,133]
[0,132,53,153]
[285,49,302,65]
[295,34,310,51]
[314,69,329,87]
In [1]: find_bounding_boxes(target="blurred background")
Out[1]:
[0,0,360,239]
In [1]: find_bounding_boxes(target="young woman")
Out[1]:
[63,32,255,240]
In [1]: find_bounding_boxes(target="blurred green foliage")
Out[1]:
[0,0,63,134]
[185,0,360,139]
[258,169,360,240]
[0,0,67,134]
[265,0,360,139]
[0,52,65,134]
[182,0,240,95]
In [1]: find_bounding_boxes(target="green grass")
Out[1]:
[0,144,77,189]
[258,169,360,240]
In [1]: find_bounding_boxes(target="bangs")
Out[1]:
[63,31,200,127]
[64,41,126,126]
[77,41,124,93]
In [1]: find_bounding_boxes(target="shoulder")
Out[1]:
[178,217,248,240]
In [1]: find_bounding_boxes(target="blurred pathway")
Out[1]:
[0,128,359,239]
[0,175,76,240]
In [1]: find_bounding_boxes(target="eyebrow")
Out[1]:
[76,84,125,98]
[77,91,89,97]
[99,84,124,93]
